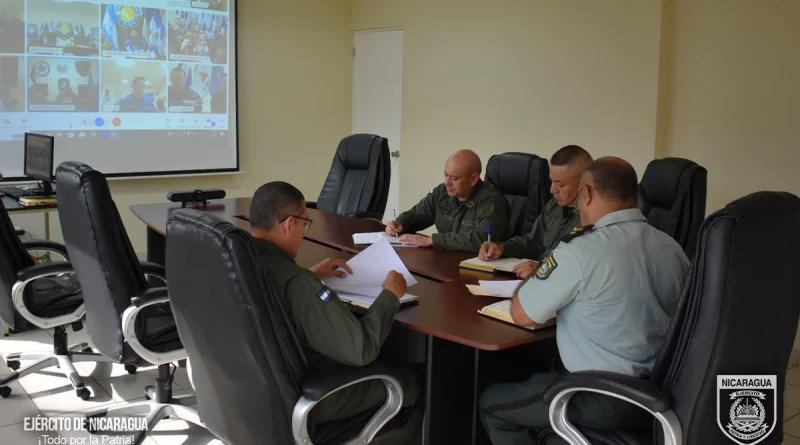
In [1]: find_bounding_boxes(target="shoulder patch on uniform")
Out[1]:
[558,224,595,243]
[481,202,494,217]
[317,286,332,304]
[536,254,558,280]
[429,186,436,195]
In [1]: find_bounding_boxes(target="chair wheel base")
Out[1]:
[76,388,90,400]
[6,360,20,371]
[125,364,137,375]
[0,386,11,398]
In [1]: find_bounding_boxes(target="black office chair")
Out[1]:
[164,208,414,445]
[307,134,391,220]
[485,152,552,237]
[540,191,800,445]
[54,162,203,445]
[638,157,707,259]
[0,199,112,399]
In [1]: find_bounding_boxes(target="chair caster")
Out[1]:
[125,364,137,375]
[0,386,11,398]
[82,347,94,353]
[6,360,20,371]
[76,388,91,400]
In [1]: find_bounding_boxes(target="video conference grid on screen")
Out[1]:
[0,0,230,142]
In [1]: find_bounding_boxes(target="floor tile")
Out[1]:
[29,379,116,417]
[786,385,800,410]
[784,433,800,444]
[786,406,800,421]
[0,380,41,428]
[98,368,165,403]
[789,367,800,387]
[784,415,800,437]
[0,422,54,444]
[0,329,54,357]
[150,417,224,445]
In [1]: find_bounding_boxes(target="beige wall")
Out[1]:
[18,0,354,252]
[658,0,800,214]
[350,0,663,212]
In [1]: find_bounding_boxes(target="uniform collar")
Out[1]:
[594,208,647,228]
[252,237,295,262]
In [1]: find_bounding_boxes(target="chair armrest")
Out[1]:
[122,287,185,366]
[305,201,318,209]
[544,371,681,445]
[293,363,405,445]
[17,262,74,282]
[301,363,407,402]
[131,287,169,308]
[543,370,671,413]
[12,262,84,330]
[22,240,69,259]
[139,261,166,280]
[347,211,384,221]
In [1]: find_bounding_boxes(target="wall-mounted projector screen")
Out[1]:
[0,0,237,179]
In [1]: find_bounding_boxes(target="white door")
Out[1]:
[352,29,403,223]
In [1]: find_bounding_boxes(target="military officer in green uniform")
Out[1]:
[479,158,690,445]
[385,149,511,251]
[249,181,422,444]
[479,145,593,278]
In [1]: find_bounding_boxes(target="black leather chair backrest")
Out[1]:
[55,161,147,363]
[0,199,36,330]
[165,209,309,445]
[316,134,390,216]
[485,152,552,237]
[649,191,800,444]
[638,157,707,259]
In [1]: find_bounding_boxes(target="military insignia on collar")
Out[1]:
[465,200,474,208]
[559,224,595,243]
[317,286,332,304]
[536,254,557,280]
[481,202,494,216]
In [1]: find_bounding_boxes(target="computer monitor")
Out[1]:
[24,132,55,194]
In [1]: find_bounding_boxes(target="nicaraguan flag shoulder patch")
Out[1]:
[317,287,332,304]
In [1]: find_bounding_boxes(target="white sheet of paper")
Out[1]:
[338,292,418,307]
[478,280,522,298]
[352,232,419,248]
[325,238,418,296]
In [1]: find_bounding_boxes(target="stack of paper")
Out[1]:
[352,232,418,248]
[466,280,522,298]
[325,238,419,307]
[478,300,556,331]
[459,256,529,273]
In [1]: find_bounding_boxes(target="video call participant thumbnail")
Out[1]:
[26,0,100,57]
[167,63,227,114]
[101,59,166,113]
[168,10,228,64]
[0,56,25,112]
[27,57,99,112]
[0,1,24,53]
[100,5,167,61]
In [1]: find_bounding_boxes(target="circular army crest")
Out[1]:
[117,6,142,28]
[34,61,50,77]
[56,21,73,40]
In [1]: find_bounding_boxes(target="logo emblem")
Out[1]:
[117,6,142,28]
[56,61,69,74]
[717,375,776,444]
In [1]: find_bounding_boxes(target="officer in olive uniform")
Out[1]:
[479,158,690,445]
[479,145,593,278]
[386,149,510,252]
[249,181,422,445]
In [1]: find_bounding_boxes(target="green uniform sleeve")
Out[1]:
[431,194,510,252]
[395,187,438,234]
[287,276,400,367]
[500,204,551,260]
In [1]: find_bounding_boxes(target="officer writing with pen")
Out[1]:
[384,149,510,251]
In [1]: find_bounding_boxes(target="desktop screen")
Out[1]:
[24,132,54,181]
[0,0,237,178]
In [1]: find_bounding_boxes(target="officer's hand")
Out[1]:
[382,270,407,299]
[513,261,539,279]
[480,242,503,261]
[385,220,403,236]
[310,258,353,280]
[399,234,432,248]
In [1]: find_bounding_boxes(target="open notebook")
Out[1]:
[478,300,555,331]
[338,292,418,309]
[459,256,529,273]
[352,232,419,247]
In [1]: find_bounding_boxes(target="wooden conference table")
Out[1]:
[130,198,557,445]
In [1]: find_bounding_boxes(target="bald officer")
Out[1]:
[385,149,510,252]
[479,157,690,445]
[250,181,422,444]
[479,145,593,278]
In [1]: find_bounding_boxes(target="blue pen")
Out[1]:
[488,225,492,245]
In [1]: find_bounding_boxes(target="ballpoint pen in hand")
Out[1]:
[488,225,492,246]
[392,209,398,236]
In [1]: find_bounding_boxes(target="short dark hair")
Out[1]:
[249,181,305,230]
[584,158,639,203]
[550,145,593,167]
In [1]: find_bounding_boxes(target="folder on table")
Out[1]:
[459,256,528,273]
[338,292,419,309]
[19,196,57,207]
[478,300,555,331]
